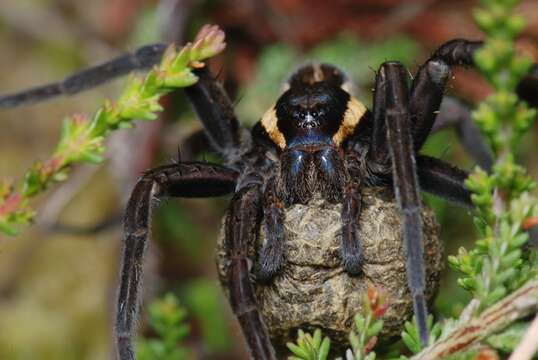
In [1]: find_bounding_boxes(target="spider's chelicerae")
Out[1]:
[1,34,538,360]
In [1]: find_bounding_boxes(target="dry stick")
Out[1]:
[509,313,538,360]
[413,279,538,360]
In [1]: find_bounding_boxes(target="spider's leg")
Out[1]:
[416,155,472,208]
[184,66,241,156]
[432,97,493,171]
[416,156,538,246]
[116,162,237,360]
[255,177,286,282]
[226,183,277,360]
[340,181,364,275]
[517,63,538,108]
[369,64,389,164]
[39,129,213,237]
[407,55,451,150]
[0,44,167,108]
[379,61,430,346]
[411,39,538,152]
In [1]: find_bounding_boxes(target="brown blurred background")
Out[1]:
[0,0,537,359]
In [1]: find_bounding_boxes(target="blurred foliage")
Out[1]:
[182,278,232,353]
[236,34,419,123]
[137,293,191,360]
[485,321,529,355]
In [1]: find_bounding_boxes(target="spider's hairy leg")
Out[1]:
[408,56,451,151]
[416,155,472,208]
[0,44,167,108]
[408,45,494,170]
[116,162,238,360]
[517,63,538,108]
[340,181,364,275]
[184,66,241,155]
[255,177,286,282]
[411,39,538,157]
[379,61,430,346]
[226,183,277,360]
[433,97,493,171]
[370,64,389,164]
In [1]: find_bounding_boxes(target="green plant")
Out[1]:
[447,0,537,311]
[137,293,191,360]
[287,329,331,360]
[347,287,389,360]
[401,316,443,355]
[0,24,226,236]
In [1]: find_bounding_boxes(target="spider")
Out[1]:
[1,33,538,360]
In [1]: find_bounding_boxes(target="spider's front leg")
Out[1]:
[372,61,430,345]
[225,182,277,360]
[116,162,237,360]
[0,44,167,108]
[410,39,538,171]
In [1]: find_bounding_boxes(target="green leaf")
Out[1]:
[287,342,310,359]
[318,337,330,360]
[401,331,421,354]
[366,320,383,338]
[486,321,528,353]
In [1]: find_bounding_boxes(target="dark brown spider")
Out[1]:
[1,37,537,360]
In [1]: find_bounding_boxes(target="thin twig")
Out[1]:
[413,279,538,360]
[509,313,538,360]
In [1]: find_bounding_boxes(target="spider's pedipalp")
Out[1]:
[255,177,287,282]
[340,181,364,275]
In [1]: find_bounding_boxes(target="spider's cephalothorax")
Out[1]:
[257,64,367,206]
[1,36,537,360]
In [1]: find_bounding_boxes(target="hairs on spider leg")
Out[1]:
[233,92,245,108]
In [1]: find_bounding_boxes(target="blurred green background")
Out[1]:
[0,0,537,359]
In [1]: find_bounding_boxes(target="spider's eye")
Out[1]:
[293,110,306,119]
[311,111,318,117]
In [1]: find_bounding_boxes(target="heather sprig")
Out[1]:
[0,24,226,236]
[346,287,388,360]
[287,329,331,360]
[447,0,538,312]
[137,293,191,360]
[401,315,442,355]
